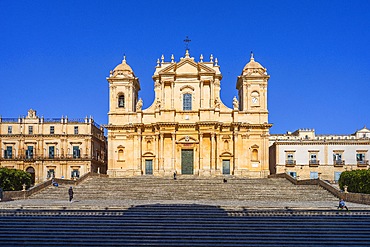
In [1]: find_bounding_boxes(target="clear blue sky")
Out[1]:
[1,0,369,134]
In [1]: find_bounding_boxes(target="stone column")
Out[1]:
[137,129,142,172]
[160,133,164,172]
[154,134,159,173]
[171,83,174,109]
[233,131,239,174]
[199,133,203,173]
[217,134,221,173]
[200,80,203,108]
[211,133,215,173]
[172,132,176,171]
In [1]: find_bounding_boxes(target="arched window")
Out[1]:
[118,95,125,108]
[251,91,260,106]
[252,149,258,161]
[183,93,192,110]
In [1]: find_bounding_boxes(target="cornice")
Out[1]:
[274,140,370,146]
[0,134,94,138]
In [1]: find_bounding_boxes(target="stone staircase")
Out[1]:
[0,207,370,246]
[29,176,337,203]
[2,177,370,246]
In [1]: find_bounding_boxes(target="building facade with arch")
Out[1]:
[106,51,272,177]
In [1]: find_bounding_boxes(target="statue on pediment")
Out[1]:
[214,97,220,110]
[27,109,37,118]
[233,96,239,110]
[155,98,161,110]
[136,98,143,111]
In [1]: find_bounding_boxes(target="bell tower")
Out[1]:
[236,53,269,124]
[107,56,140,118]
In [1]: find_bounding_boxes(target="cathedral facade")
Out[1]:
[106,50,271,177]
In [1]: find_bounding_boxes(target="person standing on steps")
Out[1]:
[68,186,74,203]
[338,198,349,211]
[173,170,177,180]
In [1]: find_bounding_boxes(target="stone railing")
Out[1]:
[269,173,370,205]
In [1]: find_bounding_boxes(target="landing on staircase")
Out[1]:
[2,176,366,210]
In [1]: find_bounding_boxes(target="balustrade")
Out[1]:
[357,160,369,167]
[285,160,296,167]
[334,160,345,166]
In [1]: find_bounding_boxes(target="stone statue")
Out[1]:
[136,98,143,111]
[233,96,239,110]
[155,98,161,110]
[214,97,220,109]
[27,109,37,118]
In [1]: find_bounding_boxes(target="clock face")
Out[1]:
[252,97,258,104]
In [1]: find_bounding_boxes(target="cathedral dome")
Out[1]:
[111,56,135,77]
[242,53,267,75]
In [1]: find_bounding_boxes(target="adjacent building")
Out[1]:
[269,127,370,181]
[106,51,272,177]
[0,109,107,184]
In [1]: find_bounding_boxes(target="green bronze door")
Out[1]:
[145,160,153,175]
[222,160,230,175]
[181,149,194,174]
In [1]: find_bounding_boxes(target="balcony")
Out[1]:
[357,160,369,167]
[285,160,296,167]
[309,160,320,167]
[334,160,345,167]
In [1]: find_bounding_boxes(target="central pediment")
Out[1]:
[158,58,216,76]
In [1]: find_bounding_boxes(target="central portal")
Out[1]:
[181,149,194,174]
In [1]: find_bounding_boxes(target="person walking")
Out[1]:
[68,186,74,203]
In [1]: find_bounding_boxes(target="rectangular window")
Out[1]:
[288,171,297,178]
[357,153,367,166]
[28,126,33,134]
[333,151,344,165]
[309,152,319,166]
[334,172,341,182]
[357,153,365,161]
[285,152,296,166]
[333,153,342,161]
[8,126,12,134]
[310,172,319,179]
[74,126,79,135]
[4,146,12,159]
[26,146,34,159]
[183,93,192,110]
[47,169,55,179]
[310,154,317,161]
[73,146,80,158]
[71,169,80,178]
[50,126,55,134]
[49,146,55,159]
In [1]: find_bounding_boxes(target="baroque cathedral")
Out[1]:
[106,50,271,178]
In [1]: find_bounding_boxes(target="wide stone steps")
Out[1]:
[29,177,337,202]
[1,206,370,246]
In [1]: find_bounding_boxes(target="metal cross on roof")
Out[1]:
[184,36,191,50]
